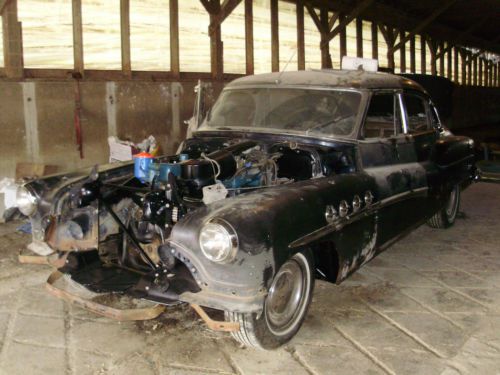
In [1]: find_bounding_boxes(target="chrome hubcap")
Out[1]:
[446,187,458,218]
[265,260,304,333]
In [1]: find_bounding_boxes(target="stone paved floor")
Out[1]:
[0,182,499,374]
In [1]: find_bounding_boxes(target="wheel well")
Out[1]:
[310,241,339,283]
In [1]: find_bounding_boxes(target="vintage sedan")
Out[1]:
[17,70,476,349]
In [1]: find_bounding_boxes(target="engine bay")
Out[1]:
[46,138,356,276]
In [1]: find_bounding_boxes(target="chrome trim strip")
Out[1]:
[288,186,429,249]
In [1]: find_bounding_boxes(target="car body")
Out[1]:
[19,69,476,349]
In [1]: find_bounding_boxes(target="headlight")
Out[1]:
[16,185,37,216]
[199,219,238,263]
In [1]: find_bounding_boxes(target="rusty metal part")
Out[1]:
[19,252,69,268]
[190,303,240,332]
[46,270,166,321]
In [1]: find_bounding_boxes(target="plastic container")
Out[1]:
[133,152,153,182]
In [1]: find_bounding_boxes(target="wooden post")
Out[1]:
[438,41,444,76]
[446,44,452,78]
[467,52,472,86]
[420,35,426,74]
[270,0,279,72]
[2,0,23,78]
[371,21,378,60]
[244,0,254,74]
[461,50,467,85]
[319,8,331,69]
[495,63,498,87]
[296,1,305,70]
[71,0,84,77]
[170,0,180,77]
[473,55,477,86]
[453,46,458,83]
[400,30,406,73]
[478,58,483,86]
[386,27,395,71]
[356,18,363,58]
[339,14,347,62]
[120,0,131,77]
[409,35,415,73]
[428,40,436,75]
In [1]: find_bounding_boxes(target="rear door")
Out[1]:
[358,90,427,247]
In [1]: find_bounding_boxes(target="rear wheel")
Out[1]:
[225,251,314,350]
[427,185,460,229]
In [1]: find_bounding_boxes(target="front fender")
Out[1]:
[169,172,377,311]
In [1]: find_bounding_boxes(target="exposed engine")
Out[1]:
[48,139,355,273]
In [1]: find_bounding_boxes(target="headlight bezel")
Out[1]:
[16,185,38,216]
[199,218,238,263]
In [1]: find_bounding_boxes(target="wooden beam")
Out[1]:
[409,35,415,73]
[208,0,242,34]
[420,35,426,74]
[320,8,332,68]
[296,1,305,70]
[328,13,339,31]
[427,39,437,75]
[438,41,445,76]
[356,18,363,58]
[453,46,458,83]
[305,3,323,33]
[71,0,83,77]
[371,21,378,60]
[2,0,23,78]
[446,43,452,78]
[460,49,467,85]
[478,58,483,86]
[0,0,11,14]
[270,0,279,72]
[200,0,220,14]
[339,14,347,61]
[379,25,396,71]
[467,52,472,86]
[473,55,477,86]
[170,0,180,77]
[400,30,406,72]
[389,0,457,53]
[325,0,374,42]
[244,0,254,74]
[120,0,131,77]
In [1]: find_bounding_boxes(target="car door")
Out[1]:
[358,90,427,248]
[401,91,440,220]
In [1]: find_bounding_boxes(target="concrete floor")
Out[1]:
[0,182,499,374]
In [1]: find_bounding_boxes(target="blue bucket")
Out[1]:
[133,152,153,182]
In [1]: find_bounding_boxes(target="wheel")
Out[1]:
[225,251,314,350]
[427,184,460,229]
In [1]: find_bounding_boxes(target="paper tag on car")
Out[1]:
[202,183,228,205]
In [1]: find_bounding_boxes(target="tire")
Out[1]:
[225,251,315,350]
[427,184,460,229]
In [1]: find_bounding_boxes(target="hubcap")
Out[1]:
[265,260,304,334]
[446,187,458,219]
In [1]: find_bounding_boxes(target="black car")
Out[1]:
[17,69,476,349]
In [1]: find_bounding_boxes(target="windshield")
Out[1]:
[200,87,362,137]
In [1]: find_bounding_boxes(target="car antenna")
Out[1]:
[276,48,297,84]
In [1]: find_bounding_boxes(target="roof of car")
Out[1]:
[227,69,426,92]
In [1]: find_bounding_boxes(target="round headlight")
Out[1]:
[16,185,37,216]
[199,219,238,263]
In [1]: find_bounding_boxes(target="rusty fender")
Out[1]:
[168,172,377,312]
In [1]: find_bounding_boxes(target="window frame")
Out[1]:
[401,91,432,134]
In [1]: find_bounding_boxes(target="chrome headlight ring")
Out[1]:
[16,185,38,216]
[199,218,238,263]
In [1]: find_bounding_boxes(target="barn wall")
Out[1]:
[0,79,224,178]
[0,78,497,179]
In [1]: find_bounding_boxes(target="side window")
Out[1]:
[363,93,402,139]
[404,95,429,133]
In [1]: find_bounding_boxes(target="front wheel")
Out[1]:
[225,251,314,350]
[427,184,460,229]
